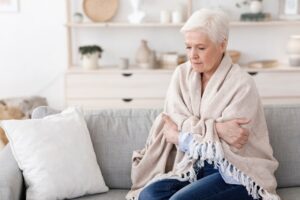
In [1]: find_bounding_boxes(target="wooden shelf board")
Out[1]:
[67,64,300,73]
[66,22,184,28]
[65,20,300,28]
[241,64,300,72]
[67,66,174,74]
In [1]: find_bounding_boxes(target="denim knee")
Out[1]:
[169,192,187,200]
[138,187,156,200]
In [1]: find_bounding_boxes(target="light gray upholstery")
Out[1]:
[73,190,128,200]
[277,187,300,200]
[83,109,161,189]
[0,145,24,200]
[1,105,300,200]
[264,105,300,188]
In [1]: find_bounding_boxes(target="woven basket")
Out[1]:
[248,60,278,68]
[83,0,119,22]
[227,50,241,64]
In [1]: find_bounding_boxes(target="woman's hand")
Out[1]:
[215,118,250,149]
[162,114,179,145]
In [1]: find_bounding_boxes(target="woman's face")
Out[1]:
[184,31,226,75]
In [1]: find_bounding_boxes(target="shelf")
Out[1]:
[65,20,300,28]
[67,64,300,74]
[230,20,300,26]
[242,65,300,73]
[65,22,184,28]
[66,66,174,74]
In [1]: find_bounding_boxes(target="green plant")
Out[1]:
[236,0,262,8]
[79,45,103,57]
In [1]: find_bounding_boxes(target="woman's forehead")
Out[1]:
[184,31,212,44]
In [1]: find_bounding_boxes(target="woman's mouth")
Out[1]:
[192,62,203,65]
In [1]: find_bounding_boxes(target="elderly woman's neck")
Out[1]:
[201,53,224,82]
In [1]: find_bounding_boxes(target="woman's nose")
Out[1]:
[190,48,198,58]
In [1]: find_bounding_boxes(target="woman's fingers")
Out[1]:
[235,118,251,125]
[162,113,170,122]
[232,128,249,148]
[162,114,178,130]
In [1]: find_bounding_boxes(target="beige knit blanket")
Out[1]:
[127,54,280,200]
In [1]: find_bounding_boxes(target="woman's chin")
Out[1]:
[192,64,204,72]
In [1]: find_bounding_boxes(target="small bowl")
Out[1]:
[227,50,241,64]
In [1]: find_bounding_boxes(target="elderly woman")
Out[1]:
[127,8,279,200]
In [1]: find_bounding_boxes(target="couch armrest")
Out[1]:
[31,106,60,119]
[0,145,24,200]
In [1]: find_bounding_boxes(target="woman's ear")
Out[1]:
[220,38,228,53]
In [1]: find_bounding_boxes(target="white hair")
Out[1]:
[181,8,229,44]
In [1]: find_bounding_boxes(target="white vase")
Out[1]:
[160,10,171,24]
[287,35,300,66]
[172,10,183,24]
[81,53,100,69]
[249,1,263,14]
[128,0,145,24]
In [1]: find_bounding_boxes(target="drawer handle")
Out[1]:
[248,72,258,76]
[122,73,133,77]
[122,98,133,102]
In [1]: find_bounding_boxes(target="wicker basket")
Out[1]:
[83,0,119,22]
[227,50,241,64]
[248,60,278,68]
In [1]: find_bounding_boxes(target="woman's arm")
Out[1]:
[162,114,250,149]
[162,114,179,145]
[215,119,250,149]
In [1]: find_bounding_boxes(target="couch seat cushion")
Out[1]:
[73,189,128,200]
[277,187,300,200]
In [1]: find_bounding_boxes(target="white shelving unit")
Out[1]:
[67,64,300,74]
[65,18,300,72]
[65,0,300,108]
[65,20,300,28]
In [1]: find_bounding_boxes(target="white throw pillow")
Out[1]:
[1,107,108,200]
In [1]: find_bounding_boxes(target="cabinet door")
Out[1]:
[66,98,165,109]
[252,72,300,104]
[65,71,173,108]
[66,73,172,99]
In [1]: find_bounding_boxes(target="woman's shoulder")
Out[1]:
[230,64,257,89]
[172,61,193,78]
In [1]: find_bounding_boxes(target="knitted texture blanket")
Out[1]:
[127,54,279,200]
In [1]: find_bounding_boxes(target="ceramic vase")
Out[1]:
[136,40,152,68]
[249,1,263,14]
[287,35,300,66]
[128,0,145,24]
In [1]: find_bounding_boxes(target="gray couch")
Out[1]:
[0,105,300,200]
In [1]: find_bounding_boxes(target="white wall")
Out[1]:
[0,0,299,109]
[0,0,67,109]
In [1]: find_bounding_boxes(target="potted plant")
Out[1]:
[79,45,103,69]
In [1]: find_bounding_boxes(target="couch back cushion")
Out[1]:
[264,105,300,188]
[32,105,300,189]
[83,109,161,189]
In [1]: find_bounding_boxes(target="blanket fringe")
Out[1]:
[176,140,280,200]
[127,140,280,200]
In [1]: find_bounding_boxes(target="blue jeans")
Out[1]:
[139,161,257,200]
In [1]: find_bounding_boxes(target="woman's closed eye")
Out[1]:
[185,46,206,51]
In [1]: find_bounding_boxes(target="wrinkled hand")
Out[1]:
[162,114,179,145]
[215,118,250,149]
